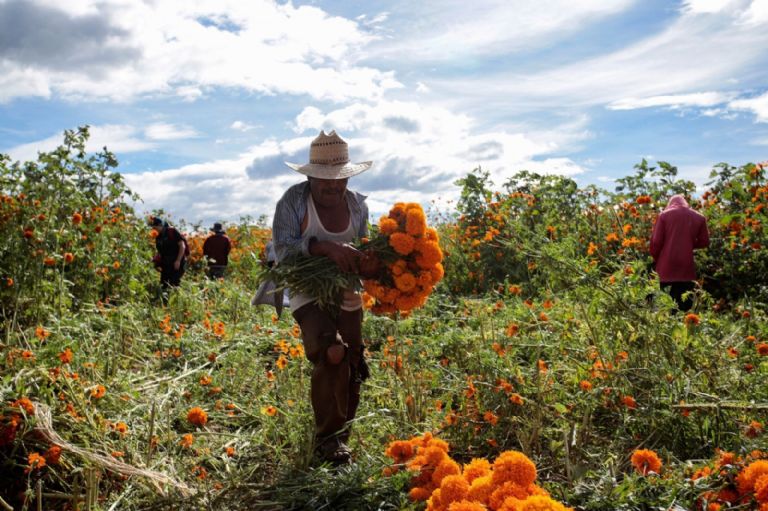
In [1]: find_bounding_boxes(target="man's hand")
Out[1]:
[311,240,361,273]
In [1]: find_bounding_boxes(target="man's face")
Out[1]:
[309,177,348,208]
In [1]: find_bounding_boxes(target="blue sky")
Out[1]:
[1,0,767,225]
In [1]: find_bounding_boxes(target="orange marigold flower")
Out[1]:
[683,313,700,326]
[179,433,194,448]
[199,375,212,386]
[757,343,768,356]
[394,272,417,293]
[636,195,652,204]
[72,212,83,224]
[261,405,278,416]
[737,460,768,494]
[483,411,499,426]
[187,406,208,427]
[225,446,236,457]
[405,207,427,237]
[64,252,75,264]
[438,473,469,504]
[389,232,416,255]
[44,445,62,465]
[463,458,491,484]
[416,241,443,268]
[112,261,121,270]
[509,393,524,405]
[385,440,414,464]
[622,395,637,409]
[59,348,73,364]
[379,217,399,235]
[275,354,288,370]
[587,242,598,256]
[27,452,46,471]
[508,284,522,295]
[408,486,432,501]
[492,450,537,487]
[746,420,764,438]
[35,326,50,340]
[506,323,520,336]
[5,278,12,287]
[13,397,35,415]
[90,384,106,399]
[631,449,662,475]
[716,451,736,467]
[579,380,593,392]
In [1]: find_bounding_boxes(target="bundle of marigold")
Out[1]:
[383,432,573,511]
[360,202,444,315]
[258,202,443,314]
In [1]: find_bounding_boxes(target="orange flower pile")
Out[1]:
[689,449,768,509]
[384,432,573,510]
[362,203,444,315]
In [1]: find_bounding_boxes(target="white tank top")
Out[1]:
[289,195,363,312]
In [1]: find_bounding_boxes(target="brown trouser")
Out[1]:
[292,303,364,443]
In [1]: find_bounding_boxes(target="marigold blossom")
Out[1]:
[187,407,208,427]
[631,449,662,475]
[684,313,701,326]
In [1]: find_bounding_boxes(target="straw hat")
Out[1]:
[285,130,372,179]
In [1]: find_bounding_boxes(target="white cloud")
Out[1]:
[682,0,742,14]
[116,99,591,224]
[740,0,768,24]
[608,92,733,110]
[367,0,637,62]
[3,125,154,163]
[144,123,200,141]
[0,0,400,103]
[230,121,257,132]
[429,1,768,112]
[728,90,768,122]
[0,62,51,103]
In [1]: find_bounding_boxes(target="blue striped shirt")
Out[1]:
[272,181,369,262]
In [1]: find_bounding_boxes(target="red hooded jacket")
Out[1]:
[649,195,709,282]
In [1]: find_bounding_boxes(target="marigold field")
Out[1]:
[1,128,767,510]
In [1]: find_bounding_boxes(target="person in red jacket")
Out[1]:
[649,195,710,311]
[202,222,231,279]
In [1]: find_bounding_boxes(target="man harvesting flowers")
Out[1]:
[272,130,378,465]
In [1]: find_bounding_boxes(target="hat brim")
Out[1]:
[284,161,372,179]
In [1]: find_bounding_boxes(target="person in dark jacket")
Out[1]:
[150,217,187,297]
[203,222,231,279]
[649,195,710,311]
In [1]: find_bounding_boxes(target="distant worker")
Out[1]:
[649,195,710,311]
[150,217,188,297]
[203,222,231,279]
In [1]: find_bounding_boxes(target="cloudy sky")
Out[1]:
[1,0,767,225]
